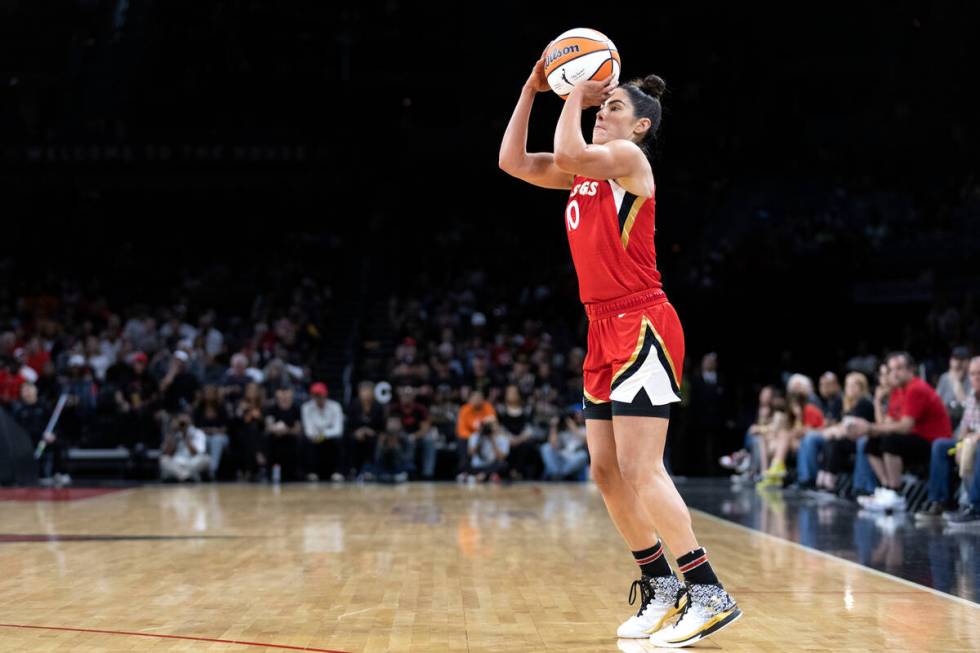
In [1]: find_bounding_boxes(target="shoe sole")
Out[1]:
[649,606,742,648]
[617,593,689,638]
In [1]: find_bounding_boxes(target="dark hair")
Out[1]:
[620,74,666,159]
[886,351,915,369]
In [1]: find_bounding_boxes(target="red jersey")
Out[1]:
[886,377,953,442]
[564,175,663,304]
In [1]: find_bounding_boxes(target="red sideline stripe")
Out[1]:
[635,549,663,565]
[678,554,708,573]
[0,623,351,652]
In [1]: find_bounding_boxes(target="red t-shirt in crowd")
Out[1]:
[887,377,952,442]
[804,404,825,429]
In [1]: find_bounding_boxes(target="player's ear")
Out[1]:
[633,117,651,137]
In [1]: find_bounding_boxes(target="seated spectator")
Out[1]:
[851,362,894,495]
[455,390,497,471]
[234,382,267,481]
[816,372,875,491]
[265,387,303,483]
[160,414,211,482]
[59,355,98,445]
[10,382,69,486]
[850,352,953,512]
[194,385,230,480]
[792,373,845,489]
[947,410,980,527]
[540,409,589,481]
[301,382,345,482]
[160,350,200,413]
[816,372,843,424]
[916,356,980,521]
[463,416,510,482]
[346,381,385,478]
[936,346,972,428]
[371,416,409,483]
[390,385,437,480]
[498,384,540,480]
[119,351,161,447]
[757,374,824,488]
[720,385,778,481]
[221,353,252,404]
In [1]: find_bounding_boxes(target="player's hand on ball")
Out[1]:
[524,55,551,93]
[572,76,618,107]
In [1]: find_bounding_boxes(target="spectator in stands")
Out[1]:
[118,351,161,447]
[160,413,210,482]
[720,385,779,482]
[301,382,345,482]
[464,416,510,482]
[265,387,303,483]
[235,382,267,481]
[816,372,843,424]
[916,356,980,521]
[793,372,844,489]
[851,363,894,495]
[498,384,539,480]
[193,385,230,480]
[850,352,953,512]
[456,389,497,473]
[540,408,589,481]
[390,385,436,479]
[60,354,98,444]
[346,381,385,478]
[427,384,459,444]
[222,353,251,404]
[816,372,875,492]
[688,352,730,474]
[936,346,972,428]
[160,350,200,413]
[947,378,980,526]
[757,374,824,488]
[372,416,409,483]
[11,382,69,486]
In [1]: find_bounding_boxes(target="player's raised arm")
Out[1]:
[552,79,653,197]
[498,55,574,190]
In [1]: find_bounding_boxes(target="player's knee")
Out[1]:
[590,459,621,490]
[618,455,667,489]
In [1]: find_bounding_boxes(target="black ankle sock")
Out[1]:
[677,547,721,586]
[632,541,673,578]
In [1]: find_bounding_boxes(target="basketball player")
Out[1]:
[498,53,741,647]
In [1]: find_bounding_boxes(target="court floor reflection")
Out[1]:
[680,478,980,603]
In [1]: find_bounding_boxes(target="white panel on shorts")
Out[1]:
[609,339,681,406]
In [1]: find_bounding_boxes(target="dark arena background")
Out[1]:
[1,2,978,652]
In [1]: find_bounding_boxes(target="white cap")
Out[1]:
[19,366,38,383]
[173,350,190,363]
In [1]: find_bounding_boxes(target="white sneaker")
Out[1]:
[617,576,687,638]
[858,487,905,512]
[649,584,741,648]
[330,472,345,483]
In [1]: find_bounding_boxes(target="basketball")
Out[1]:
[544,28,621,99]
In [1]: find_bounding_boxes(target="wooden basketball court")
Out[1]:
[2,483,978,652]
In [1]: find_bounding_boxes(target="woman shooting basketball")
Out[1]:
[498,51,741,648]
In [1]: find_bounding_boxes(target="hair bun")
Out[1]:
[634,74,666,100]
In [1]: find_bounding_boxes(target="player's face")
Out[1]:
[593,89,635,144]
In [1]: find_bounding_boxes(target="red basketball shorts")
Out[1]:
[582,289,685,420]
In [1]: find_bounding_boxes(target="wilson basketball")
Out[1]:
[544,28,621,99]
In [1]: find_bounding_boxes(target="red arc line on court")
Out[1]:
[0,623,352,652]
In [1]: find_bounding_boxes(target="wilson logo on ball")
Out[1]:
[546,44,581,67]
